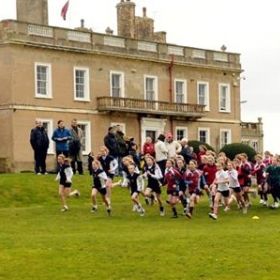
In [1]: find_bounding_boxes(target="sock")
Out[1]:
[189,206,194,214]
[159,206,164,212]
[172,207,177,216]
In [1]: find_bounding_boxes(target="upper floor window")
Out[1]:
[220,129,231,148]
[197,81,209,110]
[110,71,124,98]
[144,76,158,101]
[219,83,231,112]
[35,63,52,98]
[175,126,188,141]
[74,67,90,101]
[174,79,187,103]
[198,128,210,144]
[251,140,259,152]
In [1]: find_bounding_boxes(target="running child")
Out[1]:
[209,161,230,220]
[143,155,165,216]
[90,160,111,215]
[56,154,80,212]
[164,158,183,218]
[122,164,146,216]
[252,154,267,206]
[183,160,202,219]
[97,146,118,204]
[227,161,247,214]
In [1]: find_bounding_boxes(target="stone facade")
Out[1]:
[0,0,248,172]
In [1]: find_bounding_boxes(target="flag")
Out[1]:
[61,0,69,20]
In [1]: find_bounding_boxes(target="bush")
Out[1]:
[219,143,257,162]
[188,140,216,154]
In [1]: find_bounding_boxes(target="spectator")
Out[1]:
[30,119,49,175]
[68,119,84,175]
[179,138,193,164]
[52,120,72,169]
[155,134,168,178]
[104,126,119,159]
[165,132,182,158]
[115,124,128,172]
[142,136,155,157]
[197,145,208,165]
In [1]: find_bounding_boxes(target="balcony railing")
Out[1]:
[96,96,205,119]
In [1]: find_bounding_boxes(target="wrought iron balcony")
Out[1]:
[96,96,205,119]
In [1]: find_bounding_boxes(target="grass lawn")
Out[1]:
[1,173,280,280]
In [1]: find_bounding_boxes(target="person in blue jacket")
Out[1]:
[52,120,72,169]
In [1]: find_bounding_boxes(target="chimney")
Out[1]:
[81,19,85,28]
[143,7,147,17]
[16,0,49,25]
[105,27,114,35]
[116,0,136,38]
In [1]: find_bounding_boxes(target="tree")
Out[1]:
[219,143,257,162]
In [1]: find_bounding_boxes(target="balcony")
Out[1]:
[96,96,205,119]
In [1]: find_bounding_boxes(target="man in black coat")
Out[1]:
[103,126,119,159]
[30,119,50,174]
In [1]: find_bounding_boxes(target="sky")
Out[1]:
[1,0,280,153]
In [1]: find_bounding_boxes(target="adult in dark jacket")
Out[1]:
[30,119,49,175]
[103,126,119,159]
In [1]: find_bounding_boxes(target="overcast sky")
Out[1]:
[1,0,280,153]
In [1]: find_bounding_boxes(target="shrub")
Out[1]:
[188,140,216,154]
[219,143,257,162]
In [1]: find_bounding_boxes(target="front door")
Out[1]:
[141,118,166,149]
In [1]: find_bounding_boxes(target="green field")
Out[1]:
[0,173,280,280]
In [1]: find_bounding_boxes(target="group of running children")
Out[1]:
[56,146,280,221]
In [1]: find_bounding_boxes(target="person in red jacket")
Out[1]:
[142,136,155,157]
[164,158,183,218]
[237,153,252,206]
[203,155,217,208]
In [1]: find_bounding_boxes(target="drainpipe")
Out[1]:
[168,54,174,134]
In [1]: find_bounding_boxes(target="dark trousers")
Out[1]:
[71,159,83,174]
[157,159,167,184]
[34,149,48,174]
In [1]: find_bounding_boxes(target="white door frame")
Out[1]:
[141,117,166,147]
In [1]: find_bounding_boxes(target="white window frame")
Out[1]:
[198,127,210,144]
[77,121,91,155]
[144,75,158,101]
[74,67,90,101]
[110,122,126,135]
[40,118,54,154]
[219,83,231,112]
[175,126,188,141]
[241,139,250,145]
[251,139,259,152]
[174,79,187,103]
[197,81,209,111]
[35,62,52,99]
[220,129,231,148]
[110,71,125,98]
